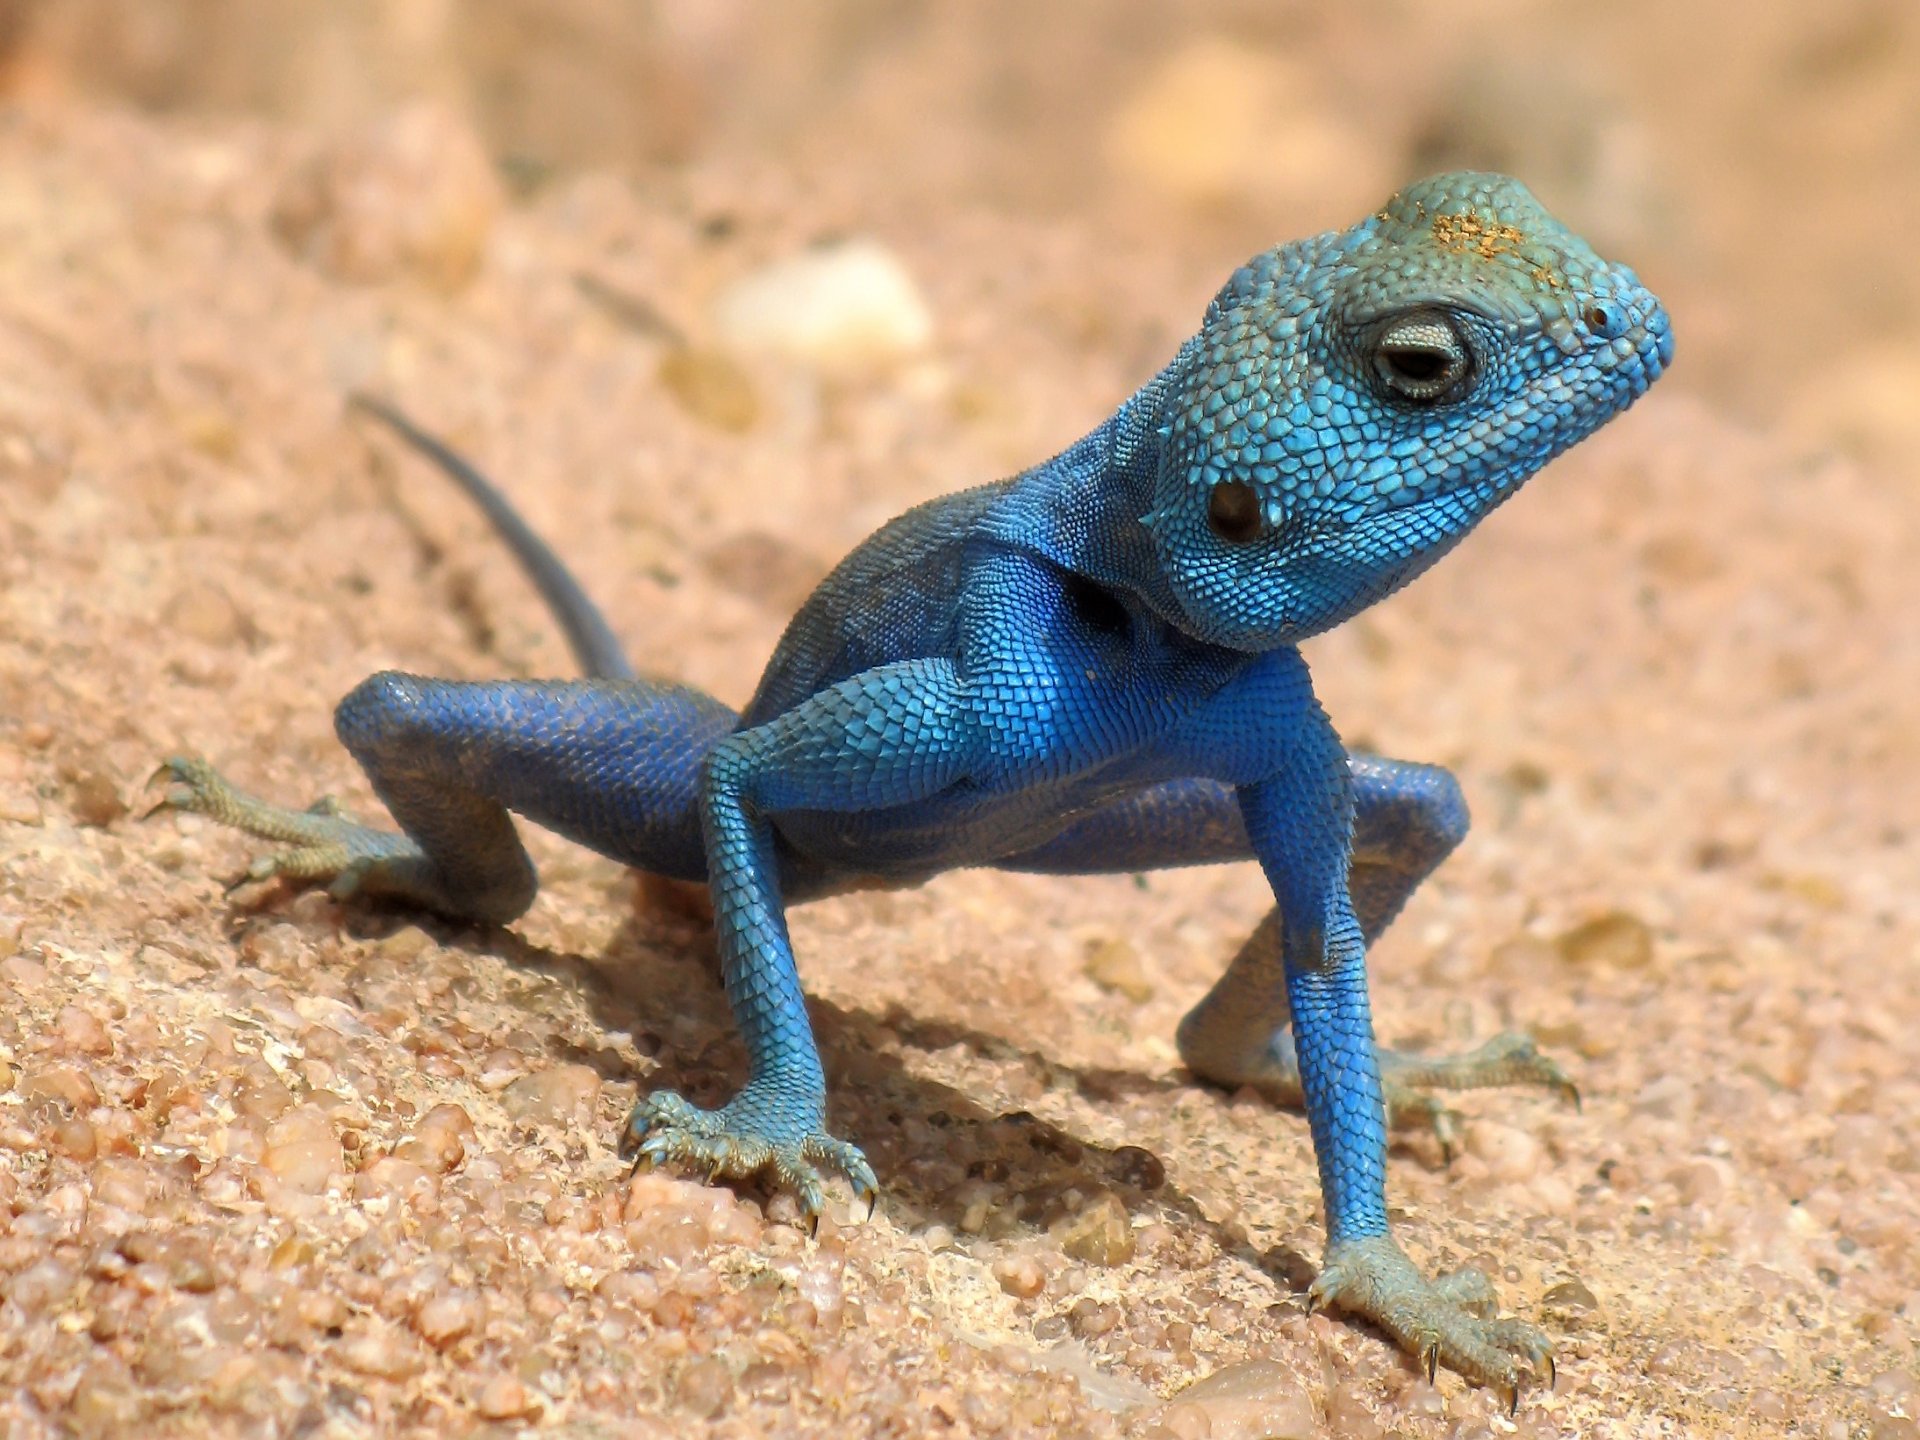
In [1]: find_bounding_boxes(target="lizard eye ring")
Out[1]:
[1206,480,1266,544]
[1372,313,1472,405]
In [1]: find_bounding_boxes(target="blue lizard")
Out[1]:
[157,172,1671,1399]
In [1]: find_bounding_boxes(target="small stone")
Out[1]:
[1153,1357,1320,1440]
[992,1253,1047,1299]
[53,1117,97,1159]
[1108,1145,1166,1191]
[712,240,933,369]
[1465,1120,1543,1183]
[66,767,126,826]
[415,1287,483,1347]
[1083,936,1154,1003]
[475,1374,540,1421]
[355,1155,435,1202]
[658,347,760,433]
[404,1103,473,1174]
[674,1355,733,1418]
[56,1005,114,1056]
[6,1256,79,1312]
[24,1065,99,1111]
[233,1063,295,1123]
[476,1048,525,1091]
[91,1157,153,1212]
[1068,1296,1120,1338]
[1324,1380,1387,1439]
[270,102,501,291]
[336,1318,426,1380]
[1059,1191,1136,1266]
[164,581,248,646]
[503,1064,602,1126]
[69,1365,146,1431]
[374,925,433,962]
[1556,911,1655,969]
[1541,1277,1601,1327]
[1672,1157,1729,1207]
[263,1106,339,1195]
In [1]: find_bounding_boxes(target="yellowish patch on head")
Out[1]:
[1429,208,1525,259]
[1428,208,1564,290]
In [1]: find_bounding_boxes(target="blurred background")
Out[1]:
[2,5,1918,1436]
[3,0,1917,446]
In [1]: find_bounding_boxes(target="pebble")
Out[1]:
[262,1105,339,1194]
[91,1156,153,1213]
[65,766,127,826]
[23,1065,99,1111]
[503,1063,602,1125]
[52,1117,97,1159]
[55,1004,114,1056]
[394,1102,473,1173]
[475,1374,541,1420]
[1541,1277,1602,1329]
[993,1252,1047,1299]
[355,1155,435,1203]
[1465,1119,1544,1183]
[658,347,761,433]
[674,1355,734,1417]
[336,1318,426,1380]
[1149,1357,1323,1440]
[6,1255,79,1313]
[712,240,933,369]
[1083,935,1154,1003]
[1556,911,1655,969]
[1108,1145,1167,1192]
[1067,1296,1120,1338]
[269,102,501,291]
[415,1286,483,1346]
[1059,1191,1136,1266]
[163,580,249,647]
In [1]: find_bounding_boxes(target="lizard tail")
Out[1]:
[348,393,638,682]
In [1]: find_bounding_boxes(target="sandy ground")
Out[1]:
[0,5,1918,1437]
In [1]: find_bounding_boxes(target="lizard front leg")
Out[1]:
[1238,695,1552,1403]
[623,658,969,1221]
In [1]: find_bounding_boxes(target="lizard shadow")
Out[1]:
[330,898,1326,1305]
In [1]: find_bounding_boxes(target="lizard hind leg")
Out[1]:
[996,756,1574,1145]
[156,672,737,925]
[1174,756,1575,1151]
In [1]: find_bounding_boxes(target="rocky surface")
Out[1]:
[0,5,1917,1437]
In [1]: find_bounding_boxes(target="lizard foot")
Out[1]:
[147,757,437,904]
[1309,1233,1553,1411]
[620,1087,878,1226]
[1184,1023,1577,1160]
[1382,1031,1578,1158]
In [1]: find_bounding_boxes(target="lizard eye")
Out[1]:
[1373,314,1471,405]
[1206,480,1265,543]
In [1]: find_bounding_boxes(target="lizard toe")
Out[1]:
[621,1088,877,1223]
[1309,1234,1554,1401]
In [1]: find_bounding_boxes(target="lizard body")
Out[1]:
[160,173,1672,1398]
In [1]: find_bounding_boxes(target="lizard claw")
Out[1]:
[620,1086,879,1227]
[1308,1234,1555,1402]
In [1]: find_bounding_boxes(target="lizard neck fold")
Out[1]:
[975,343,1209,643]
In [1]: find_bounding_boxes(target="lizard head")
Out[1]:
[1143,170,1673,652]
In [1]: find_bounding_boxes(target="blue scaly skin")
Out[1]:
[155,174,1671,1399]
